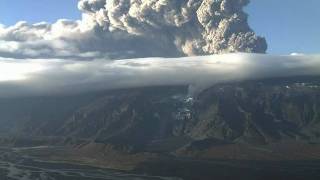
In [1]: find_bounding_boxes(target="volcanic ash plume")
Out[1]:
[0,0,267,59]
[79,0,267,56]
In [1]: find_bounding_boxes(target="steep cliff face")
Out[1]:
[0,77,320,149]
[185,78,320,144]
[55,77,320,146]
[57,86,189,149]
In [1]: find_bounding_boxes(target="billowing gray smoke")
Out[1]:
[0,0,267,60]
[79,0,267,55]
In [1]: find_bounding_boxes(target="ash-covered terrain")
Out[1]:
[0,76,320,180]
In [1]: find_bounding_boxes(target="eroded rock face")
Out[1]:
[185,78,320,144]
[0,77,320,150]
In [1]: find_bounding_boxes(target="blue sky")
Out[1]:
[245,0,320,54]
[0,0,80,25]
[0,0,319,54]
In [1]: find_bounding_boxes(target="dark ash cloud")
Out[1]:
[0,0,267,60]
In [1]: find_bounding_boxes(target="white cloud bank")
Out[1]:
[0,53,319,97]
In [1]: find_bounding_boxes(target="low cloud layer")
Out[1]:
[0,0,267,60]
[0,53,319,97]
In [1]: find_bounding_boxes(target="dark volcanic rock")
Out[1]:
[0,77,320,150]
[57,86,189,150]
[187,77,320,144]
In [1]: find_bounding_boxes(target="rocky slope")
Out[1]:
[0,76,320,151]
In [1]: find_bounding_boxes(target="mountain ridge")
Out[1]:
[0,76,319,151]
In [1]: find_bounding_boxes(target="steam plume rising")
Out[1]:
[0,0,267,60]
